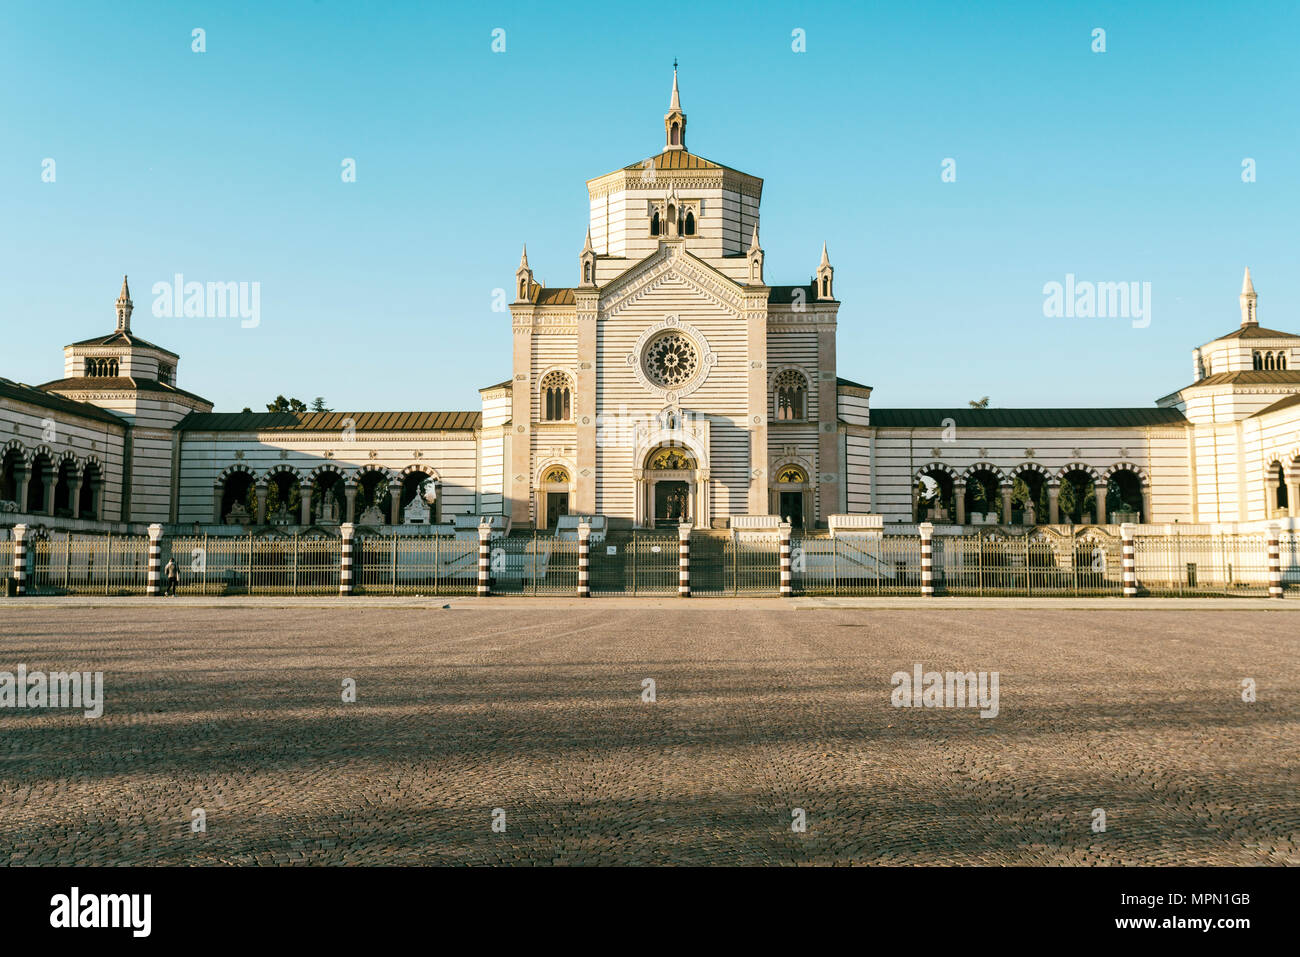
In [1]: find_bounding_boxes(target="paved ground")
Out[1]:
[0,605,1296,865]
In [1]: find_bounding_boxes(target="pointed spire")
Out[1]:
[819,242,830,267]
[518,244,529,270]
[663,60,686,151]
[583,228,593,252]
[748,224,761,253]
[1240,266,1258,326]
[115,274,133,333]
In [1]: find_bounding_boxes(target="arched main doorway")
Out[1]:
[537,465,571,529]
[640,446,698,529]
[771,464,811,530]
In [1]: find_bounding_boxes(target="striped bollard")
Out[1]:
[1121,522,1137,597]
[1267,523,1282,599]
[779,520,793,597]
[339,522,355,596]
[677,522,691,597]
[477,519,492,597]
[919,522,934,597]
[12,523,28,596]
[146,523,164,597]
[577,519,591,598]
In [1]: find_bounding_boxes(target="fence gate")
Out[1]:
[489,534,580,596]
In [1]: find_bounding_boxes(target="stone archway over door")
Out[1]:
[637,446,706,528]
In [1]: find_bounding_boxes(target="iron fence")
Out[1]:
[792,535,925,596]
[352,534,477,596]
[3,527,1295,598]
[488,534,581,596]
[160,535,343,596]
[592,533,681,595]
[934,530,1124,596]
[1132,532,1273,597]
[27,535,150,595]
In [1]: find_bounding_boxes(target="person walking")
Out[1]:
[164,557,179,597]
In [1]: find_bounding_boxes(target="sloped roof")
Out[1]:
[1176,370,1300,390]
[177,410,481,432]
[0,377,125,426]
[535,287,576,306]
[836,376,872,392]
[40,376,210,405]
[621,150,751,175]
[68,330,180,356]
[867,408,1187,429]
[1215,325,1300,340]
[768,284,830,304]
[1250,393,1300,418]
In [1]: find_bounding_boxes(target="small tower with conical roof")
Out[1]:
[1240,266,1258,327]
[747,225,764,284]
[579,229,597,286]
[664,62,686,151]
[815,243,834,300]
[115,275,133,333]
[515,245,534,301]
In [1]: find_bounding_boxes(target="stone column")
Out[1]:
[91,478,103,522]
[1095,487,1107,526]
[477,519,492,597]
[1121,522,1136,597]
[911,484,920,521]
[213,487,223,523]
[1289,480,1300,519]
[576,519,591,598]
[919,521,934,597]
[677,521,691,597]
[41,468,56,516]
[1267,522,1282,599]
[345,485,357,524]
[779,520,793,597]
[1001,485,1013,525]
[954,482,967,526]
[12,524,28,596]
[300,485,313,526]
[339,523,354,596]
[68,473,83,519]
[1047,484,1060,524]
[390,489,402,526]
[14,464,31,514]
[146,523,163,597]
[255,484,268,525]
[1141,488,1154,524]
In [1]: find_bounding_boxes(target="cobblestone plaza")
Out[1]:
[1,603,1296,866]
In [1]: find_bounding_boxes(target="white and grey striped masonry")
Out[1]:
[12,523,28,597]
[678,522,691,597]
[919,521,934,597]
[577,519,591,598]
[779,520,793,597]
[1121,522,1137,597]
[339,522,355,596]
[1267,523,1283,599]
[146,523,163,597]
[477,519,493,597]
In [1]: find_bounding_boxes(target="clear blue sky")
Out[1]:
[2,0,1297,412]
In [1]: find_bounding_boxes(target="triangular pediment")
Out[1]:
[598,244,747,319]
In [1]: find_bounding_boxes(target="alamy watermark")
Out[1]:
[0,665,103,719]
[1043,274,1150,328]
[151,274,260,328]
[891,663,999,718]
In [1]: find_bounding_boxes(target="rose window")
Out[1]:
[644,331,700,387]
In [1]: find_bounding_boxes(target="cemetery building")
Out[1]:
[3,72,1300,540]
